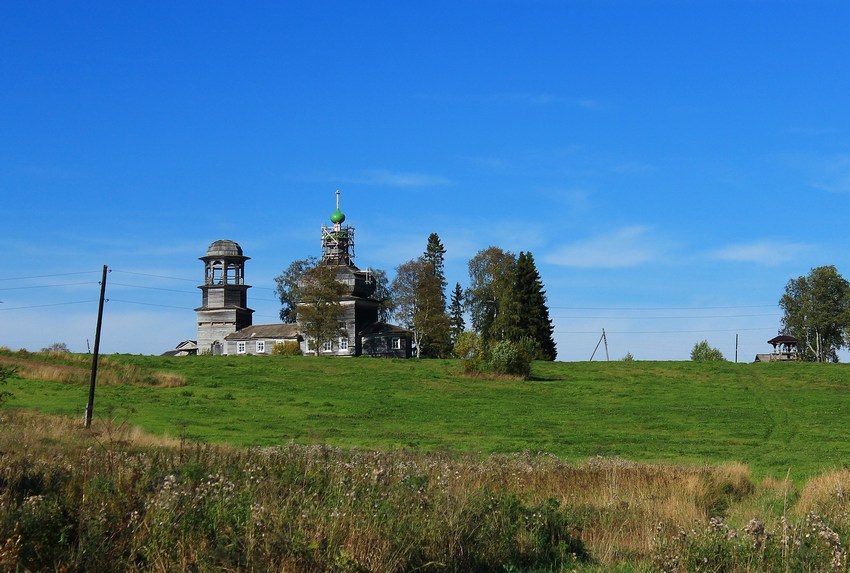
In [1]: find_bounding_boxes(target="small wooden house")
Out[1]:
[223,324,301,355]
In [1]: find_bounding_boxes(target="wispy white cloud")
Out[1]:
[466,155,513,173]
[497,93,603,109]
[415,92,602,109]
[574,98,602,110]
[612,161,656,175]
[809,154,850,194]
[498,92,565,105]
[706,240,809,265]
[534,187,592,213]
[784,126,839,137]
[360,221,549,271]
[336,169,451,188]
[543,226,667,268]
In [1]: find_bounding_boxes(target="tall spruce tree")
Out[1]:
[420,233,451,357]
[423,233,448,306]
[506,252,557,360]
[449,282,466,345]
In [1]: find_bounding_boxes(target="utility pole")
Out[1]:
[85,265,108,428]
[735,334,738,364]
[603,328,609,361]
[589,329,610,362]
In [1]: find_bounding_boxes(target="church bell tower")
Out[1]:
[195,239,254,355]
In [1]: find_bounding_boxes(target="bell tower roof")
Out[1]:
[204,239,246,258]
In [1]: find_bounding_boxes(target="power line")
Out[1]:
[550,304,777,310]
[253,313,283,320]
[0,271,102,281]
[556,327,777,335]
[108,299,195,311]
[0,281,98,291]
[0,300,98,310]
[553,313,781,320]
[110,269,197,282]
[109,281,280,302]
[110,282,197,295]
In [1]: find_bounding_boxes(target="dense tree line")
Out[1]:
[465,246,556,361]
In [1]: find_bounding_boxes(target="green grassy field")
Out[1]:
[5,353,850,480]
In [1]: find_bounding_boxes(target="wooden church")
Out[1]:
[194,192,411,358]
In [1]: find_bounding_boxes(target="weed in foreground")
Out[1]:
[0,413,589,572]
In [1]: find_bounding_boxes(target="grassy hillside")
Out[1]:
[4,352,850,479]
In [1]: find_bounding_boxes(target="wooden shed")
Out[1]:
[359,322,413,358]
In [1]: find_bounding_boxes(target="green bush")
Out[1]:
[0,364,15,403]
[455,335,534,379]
[272,341,302,356]
[484,339,534,379]
[453,331,482,373]
[690,340,725,362]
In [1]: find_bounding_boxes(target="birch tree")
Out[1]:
[391,257,450,358]
[779,265,850,362]
[465,246,516,343]
[274,256,319,323]
[292,264,347,354]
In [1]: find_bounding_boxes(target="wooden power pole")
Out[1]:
[735,334,738,364]
[589,329,610,362]
[85,264,108,428]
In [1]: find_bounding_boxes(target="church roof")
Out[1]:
[224,323,300,340]
[205,239,245,258]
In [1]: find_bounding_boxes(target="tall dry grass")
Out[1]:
[651,468,850,572]
[4,410,848,571]
[0,410,767,572]
[0,352,185,387]
[466,455,753,563]
[796,469,850,518]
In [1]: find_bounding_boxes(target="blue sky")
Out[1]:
[2,1,849,361]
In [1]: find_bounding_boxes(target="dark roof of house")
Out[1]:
[768,335,798,345]
[224,324,300,340]
[161,340,198,356]
[358,322,411,336]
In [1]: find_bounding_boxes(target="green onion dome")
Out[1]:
[330,208,346,224]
